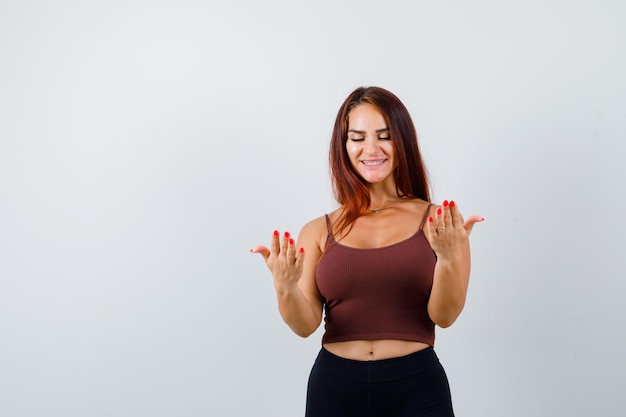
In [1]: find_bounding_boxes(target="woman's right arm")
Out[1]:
[251,218,325,338]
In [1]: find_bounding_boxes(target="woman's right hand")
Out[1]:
[250,230,305,292]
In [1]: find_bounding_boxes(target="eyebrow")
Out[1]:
[347,127,390,134]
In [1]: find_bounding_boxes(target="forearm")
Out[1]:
[275,283,322,338]
[428,244,471,328]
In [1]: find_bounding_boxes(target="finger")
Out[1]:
[449,200,464,227]
[270,230,280,255]
[425,215,435,238]
[250,245,271,260]
[435,205,445,234]
[280,231,290,255]
[287,236,296,261]
[442,200,452,229]
[294,246,305,270]
[463,215,485,236]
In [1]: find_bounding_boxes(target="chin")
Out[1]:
[362,174,390,184]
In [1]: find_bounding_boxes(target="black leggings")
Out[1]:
[305,347,455,417]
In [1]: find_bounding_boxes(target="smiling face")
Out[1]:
[345,103,398,186]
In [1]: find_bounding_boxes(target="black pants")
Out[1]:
[305,347,455,417]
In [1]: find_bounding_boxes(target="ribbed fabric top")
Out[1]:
[316,207,437,346]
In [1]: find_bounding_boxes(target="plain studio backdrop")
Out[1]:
[1,1,624,416]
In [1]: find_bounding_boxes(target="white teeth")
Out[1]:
[362,160,386,166]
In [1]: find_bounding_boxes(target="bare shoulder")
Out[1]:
[300,214,329,236]
[402,198,437,215]
[298,212,334,254]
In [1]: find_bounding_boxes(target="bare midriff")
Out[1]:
[323,339,431,361]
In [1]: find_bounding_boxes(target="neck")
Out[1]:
[369,195,404,214]
[367,180,400,213]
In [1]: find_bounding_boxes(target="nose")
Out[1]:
[364,137,380,154]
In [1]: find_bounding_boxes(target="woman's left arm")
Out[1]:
[425,200,483,328]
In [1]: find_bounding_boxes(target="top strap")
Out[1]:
[419,203,433,229]
[323,214,336,250]
[324,214,332,235]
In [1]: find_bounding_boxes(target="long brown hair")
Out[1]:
[329,86,431,237]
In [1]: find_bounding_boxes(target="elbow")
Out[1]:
[434,316,458,329]
[294,329,316,338]
[288,321,320,338]
[429,303,464,328]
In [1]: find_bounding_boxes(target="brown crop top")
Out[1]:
[315,205,437,346]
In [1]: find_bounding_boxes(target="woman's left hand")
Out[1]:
[426,200,483,259]
[425,200,482,327]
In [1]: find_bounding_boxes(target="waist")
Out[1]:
[314,344,441,383]
[323,339,431,361]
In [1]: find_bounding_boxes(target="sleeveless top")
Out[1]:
[315,204,437,346]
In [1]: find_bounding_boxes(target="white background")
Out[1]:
[1,1,625,416]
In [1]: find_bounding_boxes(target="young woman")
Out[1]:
[251,86,483,416]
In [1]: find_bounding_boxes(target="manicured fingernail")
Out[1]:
[449,200,455,207]
[479,217,485,221]
[443,200,449,207]
[299,247,304,253]
[284,231,290,238]
[273,230,279,237]
[289,238,294,245]
[437,207,442,215]
[428,216,433,223]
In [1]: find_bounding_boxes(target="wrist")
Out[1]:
[274,281,298,296]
